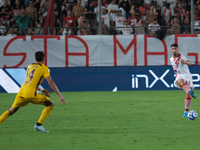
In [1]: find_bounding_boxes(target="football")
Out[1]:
[187,110,198,120]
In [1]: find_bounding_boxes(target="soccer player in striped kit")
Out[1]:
[170,43,197,117]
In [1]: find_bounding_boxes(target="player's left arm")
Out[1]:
[37,87,52,97]
[181,59,192,66]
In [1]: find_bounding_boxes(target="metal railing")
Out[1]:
[1,25,199,36]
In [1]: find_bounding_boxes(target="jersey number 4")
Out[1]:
[27,69,36,81]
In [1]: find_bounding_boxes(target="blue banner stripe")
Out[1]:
[5,68,44,92]
[5,68,26,86]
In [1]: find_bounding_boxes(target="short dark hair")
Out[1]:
[35,51,45,62]
[171,43,178,48]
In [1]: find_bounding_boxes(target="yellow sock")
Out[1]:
[0,110,11,124]
[38,106,53,124]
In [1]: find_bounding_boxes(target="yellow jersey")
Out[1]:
[18,63,50,97]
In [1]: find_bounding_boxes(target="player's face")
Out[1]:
[171,46,179,57]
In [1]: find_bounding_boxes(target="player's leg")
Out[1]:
[34,100,54,133]
[183,92,191,117]
[30,94,54,133]
[176,79,197,99]
[37,100,54,126]
[0,107,20,124]
[0,94,28,124]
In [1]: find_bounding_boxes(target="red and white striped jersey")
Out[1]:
[170,53,191,77]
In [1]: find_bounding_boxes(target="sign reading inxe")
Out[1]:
[0,66,199,93]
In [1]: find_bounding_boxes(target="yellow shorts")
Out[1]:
[12,93,50,108]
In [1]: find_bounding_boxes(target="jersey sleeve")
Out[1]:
[181,55,188,61]
[43,66,50,78]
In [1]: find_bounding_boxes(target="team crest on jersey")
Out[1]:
[173,65,178,70]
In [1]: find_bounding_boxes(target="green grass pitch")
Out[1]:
[0,90,200,150]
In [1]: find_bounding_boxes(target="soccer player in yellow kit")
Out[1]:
[0,51,65,133]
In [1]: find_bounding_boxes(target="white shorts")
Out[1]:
[175,74,194,89]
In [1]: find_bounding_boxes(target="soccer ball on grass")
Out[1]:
[187,110,198,120]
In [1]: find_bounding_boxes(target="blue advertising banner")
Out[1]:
[0,66,200,93]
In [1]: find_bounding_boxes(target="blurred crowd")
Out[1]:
[0,0,199,36]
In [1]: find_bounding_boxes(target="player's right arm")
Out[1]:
[45,76,65,105]
[181,59,192,66]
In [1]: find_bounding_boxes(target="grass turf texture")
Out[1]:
[0,90,200,150]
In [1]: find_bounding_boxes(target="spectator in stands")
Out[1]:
[78,16,90,34]
[58,22,72,35]
[112,9,125,35]
[6,28,17,36]
[168,10,179,26]
[150,2,158,17]
[77,11,85,27]
[168,0,177,9]
[72,0,85,18]
[85,0,95,27]
[129,5,139,16]
[68,0,77,8]
[182,27,190,34]
[146,6,156,26]
[118,6,126,18]
[54,15,62,34]
[33,0,41,13]
[176,2,188,24]
[186,0,191,12]
[0,0,12,27]
[40,7,47,19]
[122,19,133,34]
[161,3,174,25]
[27,28,34,35]
[118,0,131,19]
[139,1,148,20]
[102,0,108,7]
[96,17,109,35]
[63,9,76,28]
[53,2,60,18]
[148,17,160,35]
[12,7,32,35]
[36,12,44,26]
[135,16,145,34]
[195,29,200,34]
[12,0,22,17]
[34,22,43,35]
[94,1,105,25]
[101,8,110,27]
[79,20,91,35]
[81,0,88,8]
[154,0,166,10]
[54,0,63,10]
[61,2,71,18]
[196,0,200,5]
[26,0,37,26]
[184,14,190,26]
[0,18,6,35]
[101,17,109,35]
[193,13,200,30]
[171,17,180,34]
[107,0,118,25]
[129,9,138,27]
[40,0,50,11]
